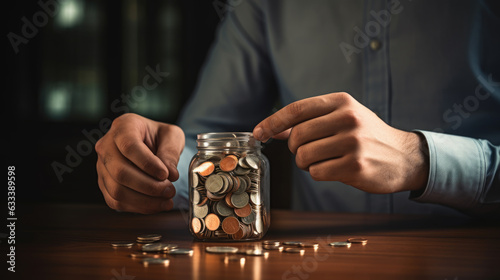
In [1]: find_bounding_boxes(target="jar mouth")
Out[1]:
[197,132,261,149]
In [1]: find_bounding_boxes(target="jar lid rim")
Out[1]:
[197,132,254,140]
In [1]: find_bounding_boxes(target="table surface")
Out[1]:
[8,204,500,280]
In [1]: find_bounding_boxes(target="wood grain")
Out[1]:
[11,204,500,279]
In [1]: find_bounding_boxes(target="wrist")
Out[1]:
[402,131,430,192]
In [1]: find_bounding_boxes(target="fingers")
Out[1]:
[155,124,185,182]
[253,92,351,142]
[97,161,175,214]
[286,110,356,154]
[294,133,359,170]
[97,141,175,198]
[111,115,169,181]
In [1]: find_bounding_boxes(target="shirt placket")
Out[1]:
[362,0,393,213]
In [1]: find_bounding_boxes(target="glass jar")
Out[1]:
[188,132,270,241]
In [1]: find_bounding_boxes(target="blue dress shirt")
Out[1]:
[175,0,500,216]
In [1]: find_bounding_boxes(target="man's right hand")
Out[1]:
[95,113,185,214]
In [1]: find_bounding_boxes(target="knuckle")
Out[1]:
[335,92,353,104]
[343,109,361,127]
[287,101,304,118]
[295,146,310,170]
[141,157,157,173]
[95,138,103,154]
[345,133,362,150]
[117,137,138,155]
[349,155,364,173]
[105,197,122,211]
[107,185,126,201]
[308,166,323,181]
[113,166,128,184]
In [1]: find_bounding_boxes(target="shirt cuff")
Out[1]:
[410,130,485,211]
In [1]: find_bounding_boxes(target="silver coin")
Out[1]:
[233,177,247,195]
[241,211,256,225]
[263,245,284,251]
[347,237,368,244]
[193,204,209,219]
[238,157,251,169]
[192,189,200,205]
[206,174,224,193]
[284,248,305,254]
[262,240,280,246]
[137,234,162,241]
[231,192,249,208]
[191,172,199,188]
[216,201,233,217]
[142,243,178,252]
[300,242,319,248]
[205,246,239,254]
[250,192,261,206]
[111,241,134,247]
[244,155,259,169]
[329,242,352,248]
[165,248,194,255]
[283,241,303,247]
[234,165,251,176]
[142,258,169,265]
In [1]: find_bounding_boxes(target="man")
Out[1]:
[95,0,500,216]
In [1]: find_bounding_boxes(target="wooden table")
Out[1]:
[10,204,500,279]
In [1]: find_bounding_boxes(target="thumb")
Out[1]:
[155,124,185,182]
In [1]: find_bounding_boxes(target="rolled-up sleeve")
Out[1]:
[412,130,500,216]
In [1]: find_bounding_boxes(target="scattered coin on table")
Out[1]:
[205,246,240,254]
[329,242,352,248]
[110,241,135,248]
[142,258,170,266]
[347,237,368,245]
[110,235,368,263]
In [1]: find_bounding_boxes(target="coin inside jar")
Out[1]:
[222,216,240,235]
[220,155,238,172]
[205,213,221,231]
[194,161,215,176]
[189,132,269,241]
[234,203,252,217]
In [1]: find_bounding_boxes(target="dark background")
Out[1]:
[5,0,291,209]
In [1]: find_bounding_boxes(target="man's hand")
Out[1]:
[253,92,428,194]
[95,113,185,214]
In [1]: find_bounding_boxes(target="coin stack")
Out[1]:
[190,153,268,240]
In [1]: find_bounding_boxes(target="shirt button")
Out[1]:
[369,39,381,51]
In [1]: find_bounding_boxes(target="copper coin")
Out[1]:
[231,227,244,240]
[220,155,238,172]
[221,216,240,235]
[205,214,221,231]
[198,196,208,206]
[225,193,234,208]
[192,217,202,234]
[234,203,252,218]
[194,161,215,176]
